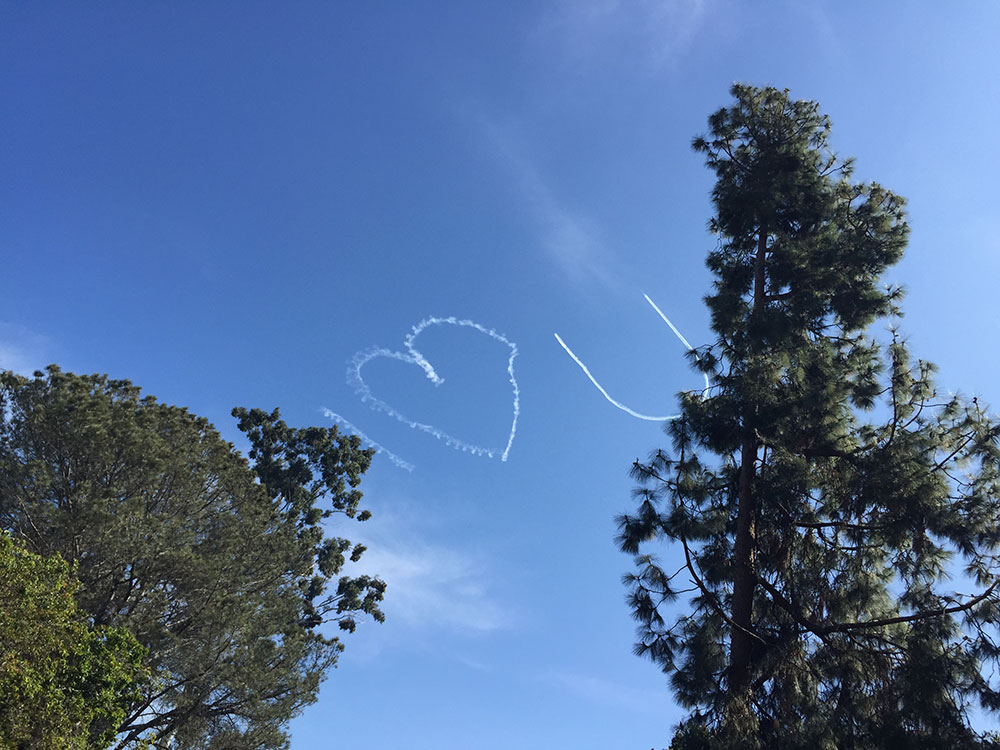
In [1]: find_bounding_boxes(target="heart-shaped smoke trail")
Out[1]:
[325,317,520,471]
[554,293,710,421]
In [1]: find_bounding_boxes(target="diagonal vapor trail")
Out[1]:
[642,293,710,397]
[321,408,415,472]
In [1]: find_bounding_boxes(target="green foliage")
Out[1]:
[0,532,147,749]
[0,367,384,749]
[620,85,1000,749]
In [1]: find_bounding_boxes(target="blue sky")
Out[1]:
[2,2,999,747]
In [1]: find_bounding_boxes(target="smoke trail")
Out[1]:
[553,333,677,421]
[321,408,416,472]
[554,293,710,420]
[347,317,520,463]
[643,293,694,349]
[642,293,710,397]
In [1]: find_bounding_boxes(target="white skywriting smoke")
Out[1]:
[642,293,710,399]
[643,293,693,350]
[328,317,520,470]
[554,293,710,420]
[326,296,696,470]
[321,408,415,472]
[553,332,675,421]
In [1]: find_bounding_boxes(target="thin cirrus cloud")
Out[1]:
[536,0,713,71]
[540,670,674,716]
[0,323,49,376]
[477,117,623,290]
[470,2,715,284]
[350,519,510,634]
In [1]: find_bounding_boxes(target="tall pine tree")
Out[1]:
[619,85,1000,749]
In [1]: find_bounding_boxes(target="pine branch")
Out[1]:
[755,569,1000,637]
[680,536,768,645]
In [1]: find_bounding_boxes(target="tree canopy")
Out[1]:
[619,85,1000,749]
[0,366,385,749]
[0,532,147,749]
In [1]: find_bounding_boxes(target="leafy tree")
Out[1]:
[619,85,1000,749]
[0,367,385,749]
[0,532,147,749]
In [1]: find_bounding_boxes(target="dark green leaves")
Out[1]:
[0,367,384,749]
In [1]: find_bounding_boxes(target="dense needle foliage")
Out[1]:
[0,367,384,749]
[619,85,1000,749]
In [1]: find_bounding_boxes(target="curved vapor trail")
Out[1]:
[553,333,676,421]
[321,408,415,472]
[554,293,710,420]
[348,317,520,462]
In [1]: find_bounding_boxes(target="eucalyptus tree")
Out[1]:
[0,367,385,749]
[619,85,1000,749]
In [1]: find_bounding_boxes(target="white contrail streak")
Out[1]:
[643,293,693,349]
[346,317,520,463]
[321,409,415,472]
[553,333,676,421]
[642,293,710,397]
[554,293,711,420]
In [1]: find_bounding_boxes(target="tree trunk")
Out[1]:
[727,227,767,698]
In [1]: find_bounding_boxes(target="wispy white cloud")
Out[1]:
[0,323,49,375]
[782,0,842,60]
[360,542,508,633]
[538,0,713,71]
[541,670,673,716]
[347,509,511,634]
[479,119,622,290]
